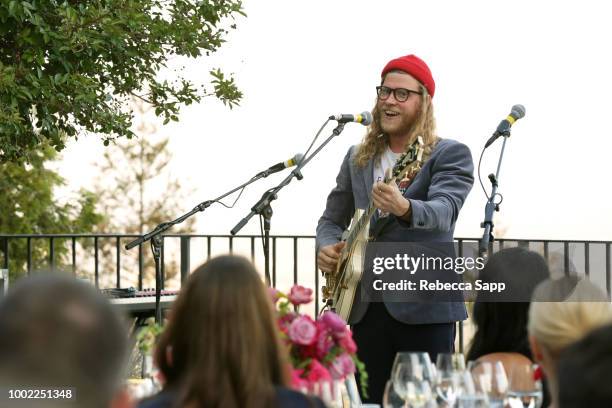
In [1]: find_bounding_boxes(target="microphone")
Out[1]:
[258,153,304,176]
[329,111,373,126]
[485,105,526,148]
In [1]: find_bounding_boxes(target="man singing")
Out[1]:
[316,54,474,403]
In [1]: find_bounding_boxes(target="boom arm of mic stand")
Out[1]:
[123,171,274,323]
[230,122,345,236]
[230,122,346,286]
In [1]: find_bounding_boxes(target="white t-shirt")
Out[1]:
[373,146,400,218]
[373,146,400,185]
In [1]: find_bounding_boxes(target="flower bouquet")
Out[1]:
[271,285,368,399]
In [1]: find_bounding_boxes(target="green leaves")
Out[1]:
[210,68,242,109]
[0,0,245,162]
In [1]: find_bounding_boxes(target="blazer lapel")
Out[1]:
[362,158,374,201]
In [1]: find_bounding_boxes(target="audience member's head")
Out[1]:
[154,255,289,408]
[528,276,612,407]
[557,323,612,408]
[0,273,131,408]
[467,247,549,362]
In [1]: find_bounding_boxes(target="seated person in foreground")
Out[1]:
[0,274,132,408]
[138,255,325,408]
[528,276,612,408]
[467,247,550,366]
[557,323,612,408]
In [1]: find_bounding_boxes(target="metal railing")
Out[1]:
[2,233,611,352]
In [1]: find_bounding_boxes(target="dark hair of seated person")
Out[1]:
[466,247,550,362]
[141,255,324,408]
[557,323,612,408]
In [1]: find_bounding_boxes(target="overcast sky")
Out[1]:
[57,0,612,242]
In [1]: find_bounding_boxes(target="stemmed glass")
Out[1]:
[392,352,436,383]
[434,353,465,407]
[454,370,489,408]
[506,364,543,408]
[383,379,405,408]
[468,360,508,408]
[396,361,434,407]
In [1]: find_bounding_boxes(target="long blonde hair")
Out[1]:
[528,277,612,357]
[354,80,439,168]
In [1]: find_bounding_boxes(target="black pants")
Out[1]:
[352,302,455,404]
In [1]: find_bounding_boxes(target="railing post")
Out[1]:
[71,237,76,275]
[49,237,55,270]
[272,237,277,287]
[606,243,611,296]
[293,237,298,285]
[161,236,165,290]
[27,237,32,274]
[94,236,99,288]
[180,236,190,284]
[564,242,570,275]
[1,237,7,270]
[138,244,144,290]
[116,237,121,288]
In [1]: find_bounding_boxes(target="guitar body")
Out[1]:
[330,209,369,320]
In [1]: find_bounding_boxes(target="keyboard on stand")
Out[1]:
[104,287,179,319]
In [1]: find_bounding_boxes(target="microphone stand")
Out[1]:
[125,171,280,323]
[231,122,347,286]
[479,129,511,257]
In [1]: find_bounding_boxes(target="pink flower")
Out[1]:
[339,331,357,354]
[306,360,332,383]
[315,328,334,358]
[268,287,282,304]
[319,311,347,335]
[278,312,297,336]
[288,316,317,346]
[329,353,356,379]
[290,368,309,389]
[288,285,313,306]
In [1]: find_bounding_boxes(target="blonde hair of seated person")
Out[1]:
[528,277,612,408]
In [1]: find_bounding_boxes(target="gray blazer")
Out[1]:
[316,138,474,324]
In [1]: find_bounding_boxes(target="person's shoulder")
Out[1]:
[275,386,326,408]
[137,389,176,408]
[432,137,470,154]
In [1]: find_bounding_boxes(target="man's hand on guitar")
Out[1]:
[317,241,346,273]
[372,181,410,217]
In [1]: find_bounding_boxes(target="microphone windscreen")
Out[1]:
[360,111,373,126]
[511,104,526,119]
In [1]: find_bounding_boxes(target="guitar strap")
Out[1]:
[368,135,431,241]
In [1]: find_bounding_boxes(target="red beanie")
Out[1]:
[381,54,435,98]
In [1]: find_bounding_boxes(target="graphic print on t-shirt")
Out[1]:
[373,147,400,218]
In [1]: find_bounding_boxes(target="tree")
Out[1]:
[93,98,196,288]
[0,144,104,280]
[0,0,244,162]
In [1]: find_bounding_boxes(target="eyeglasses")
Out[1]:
[376,86,422,102]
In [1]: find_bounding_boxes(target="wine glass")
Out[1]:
[392,352,436,383]
[468,360,508,408]
[383,379,405,408]
[436,353,466,372]
[435,353,465,407]
[405,379,433,407]
[394,362,435,407]
[506,364,543,408]
[455,370,489,408]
